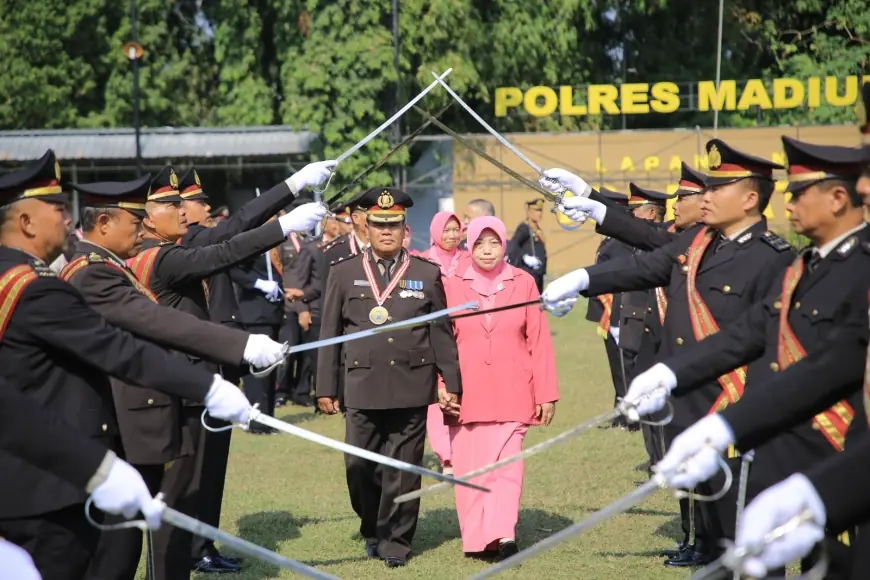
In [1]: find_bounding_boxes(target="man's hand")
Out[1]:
[204,376,253,424]
[539,168,592,198]
[536,402,556,426]
[522,255,543,270]
[284,288,305,302]
[286,160,337,194]
[438,389,461,417]
[243,335,287,368]
[254,279,282,301]
[557,196,606,224]
[541,269,589,316]
[317,397,341,415]
[278,203,328,235]
[654,414,735,489]
[298,311,312,332]
[620,362,677,421]
[91,456,163,529]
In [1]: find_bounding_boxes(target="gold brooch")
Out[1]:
[194,170,201,186]
[377,190,394,209]
[169,169,179,189]
[54,160,61,180]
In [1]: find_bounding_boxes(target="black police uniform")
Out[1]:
[507,199,547,292]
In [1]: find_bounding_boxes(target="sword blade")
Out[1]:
[467,479,664,580]
[395,408,620,504]
[160,507,340,580]
[336,69,452,163]
[429,72,543,174]
[326,103,453,206]
[250,412,490,492]
[412,107,559,203]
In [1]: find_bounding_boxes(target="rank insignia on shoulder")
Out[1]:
[88,252,104,263]
[760,231,791,252]
[837,236,857,256]
[736,232,753,245]
[33,265,56,277]
[411,254,439,267]
[399,279,423,291]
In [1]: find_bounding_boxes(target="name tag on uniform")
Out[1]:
[353,280,371,287]
[399,280,423,291]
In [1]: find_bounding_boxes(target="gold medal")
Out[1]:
[369,306,389,325]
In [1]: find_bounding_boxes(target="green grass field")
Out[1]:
[181,304,692,580]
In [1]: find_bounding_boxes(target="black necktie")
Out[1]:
[378,259,395,285]
[804,249,822,274]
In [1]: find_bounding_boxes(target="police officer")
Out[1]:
[59,174,288,579]
[315,187,461,568]
[540,140,797,562]
[629,137,870,577]
[507,198,547,292]
[0,150,251,580]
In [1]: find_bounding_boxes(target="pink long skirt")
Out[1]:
[426,404,452,467]
[449,421,528,552]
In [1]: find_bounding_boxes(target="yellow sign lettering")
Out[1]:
[773,78,804,109]
[620,156,635,172]
[595,158,607,175]
[668,155,682,172]
[494,87,522,118]
[588,84,620,115]
[698,80,737,112]
[643,156,660,172]
[650,82,681,113]
[737,79,773,110]
[559,86,586,116]
[524,86,558,117]
[620,83,650,114]
[807,77,821,108]
[825,76,858,107]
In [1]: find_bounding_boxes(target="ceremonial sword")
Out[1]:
[466,455,734,580]
[394,398,674,504]
[325,103,454,207]
[85,497,341,580]
[202,407,489,492]
[690,509,828,580]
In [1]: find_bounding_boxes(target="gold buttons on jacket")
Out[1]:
[812,309,818,316]
[147,398,154,405]
[812,422,821,431]
[681,265,688,273]
[390,360,395,366]
[770,362,780,372]
[101,424,108,432]
[676,338,684,345]
[795,302,801,309]
[421,358,426,363]
[723,285,731,293]
[774,301,782,309]
[644,327,650,333]
[353,360,359,366]
[388,338,394,343]
[647,307,653,313]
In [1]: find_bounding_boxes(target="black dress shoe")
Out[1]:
[248,426,276,435]
[191,556,239,573]
[662,541,691,558]
[364,539,379,559]
[219,555,244,566]
[214,555,243,569]
[497,541,518,560]
[664,549,714,568]
[275,395,288,408]
[292,397,315,408]
[384,556,406,568]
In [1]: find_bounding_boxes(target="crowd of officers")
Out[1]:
[538,83,870,578]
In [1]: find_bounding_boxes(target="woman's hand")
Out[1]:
[438,389,461,417]
[536,402,556,426]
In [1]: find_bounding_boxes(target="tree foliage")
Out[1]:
[0,0,866,180]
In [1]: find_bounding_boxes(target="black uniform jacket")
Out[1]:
[316,251,461,410]
[507,222,547,281]
[585,236,632,326]
[808,431,870,534]
[65,240,249,464]
[286,238,326,319]
[664,228,870,488]
[0,246,211,518]
[0,386,110,494]
[320,234,362,296]
[583,220,796,431]
[230,255,284,327]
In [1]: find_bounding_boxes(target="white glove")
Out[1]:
[243,334,287,368]
[253,279,281,301]
[557,195,606,224]
[279,202,328,235]
[91,456,162,529]
[620,362,677,421]
[522,254,543,269]
[541,269,589,316]
[286,160,337,194]
[737,474,827,578]
[539,168,593,199]
[0,539,41,580]
[204,375,253,424]
[609,326,620,345]
[654,414,734,488]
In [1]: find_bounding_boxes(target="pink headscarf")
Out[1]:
[465,216,510,296]
[427,211,463,276]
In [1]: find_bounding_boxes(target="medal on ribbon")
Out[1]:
[361,249,410,325]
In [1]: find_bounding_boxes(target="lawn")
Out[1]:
[178,303,691,580]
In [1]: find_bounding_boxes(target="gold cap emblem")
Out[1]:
[708,144,722,170]
[377,190,394,209]
[194,170,201,186]
[169,168,179,189]
[54,160,61,181]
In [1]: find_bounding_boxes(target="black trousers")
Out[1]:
[603,336,628,406]
[189,412,232,561]
[277,316,301,400]
[0,504,102,580]
[242,324,281,418]
[84,464,164,580]
[345,407,427,560]
[294,316,321,402]
[664,425,716,555]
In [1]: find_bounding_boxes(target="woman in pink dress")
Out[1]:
[424,211,469,474]
[445,216,558,559]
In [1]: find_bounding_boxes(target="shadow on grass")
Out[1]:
[413,507,576,555]
[274,409,322,427]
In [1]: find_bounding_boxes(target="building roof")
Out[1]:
[0,126,317,161]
